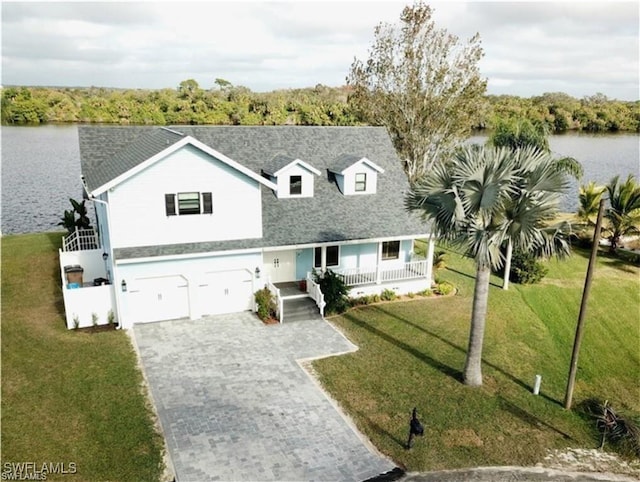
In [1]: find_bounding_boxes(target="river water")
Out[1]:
[1,124,638,235]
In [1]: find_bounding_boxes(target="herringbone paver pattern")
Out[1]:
[134,313,395,482]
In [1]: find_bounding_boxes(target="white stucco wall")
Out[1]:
[107,145,262,248]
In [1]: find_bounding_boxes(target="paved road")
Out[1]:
[133,313,395,481]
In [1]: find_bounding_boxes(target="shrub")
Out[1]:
[434,250,447,271]
[351,295,373,306]
[407,292,415,298]
[372,294,381,303]
[254,287,277,321]
[313,269,350,314]
[578,398,640,457]
[419,289,433,297]
[73,315,79,329]
[509,251,549,284]
[435,282,454,295]
[91,312,99,327]
[380,289,397,301]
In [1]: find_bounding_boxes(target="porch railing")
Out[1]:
[305,273,325,317]
[62,228,100,252]
[266,277,284,323]
[333,260,429,286]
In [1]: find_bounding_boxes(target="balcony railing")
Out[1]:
[62,228,100,252]
[333,260,429,286]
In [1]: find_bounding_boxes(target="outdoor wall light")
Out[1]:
[255,267,261,279]
[121,280,127,292]
[102,252,109,261]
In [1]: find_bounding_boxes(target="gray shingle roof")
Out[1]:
[78,126,431,260]
[80,126,185,192]
[261,153,298,176]
[329,153,366,174]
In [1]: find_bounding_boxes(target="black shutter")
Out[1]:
[165,194,176,216]
[202,192,213,214]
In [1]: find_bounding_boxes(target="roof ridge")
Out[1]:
[160,126,186,136]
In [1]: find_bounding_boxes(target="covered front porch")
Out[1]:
[264,238,435,322]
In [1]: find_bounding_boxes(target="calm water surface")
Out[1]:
[1,125,639,235]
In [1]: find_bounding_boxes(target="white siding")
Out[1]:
[275,164,315,198]
[108,145,262,248]
[339,161,379,195]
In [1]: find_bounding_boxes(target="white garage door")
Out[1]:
[200,270,253,316]
[127,275,190,323]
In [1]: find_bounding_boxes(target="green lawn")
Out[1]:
[313,244,640,471]
[1,233,164,481]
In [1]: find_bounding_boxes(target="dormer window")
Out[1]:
[289,175,302,195]
[263,154,320,199]
[329,155,384,196]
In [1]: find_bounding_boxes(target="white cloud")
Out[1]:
[1,1,638,99]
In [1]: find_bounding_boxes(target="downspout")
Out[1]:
[81,177,124,330]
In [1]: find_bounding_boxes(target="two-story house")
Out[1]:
[59,126,435,329]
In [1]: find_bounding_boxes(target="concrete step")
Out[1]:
[283,297,322,322]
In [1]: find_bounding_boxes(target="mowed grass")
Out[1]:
[313,244,640,471]
[1,233,164,481]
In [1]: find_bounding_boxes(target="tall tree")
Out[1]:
[604,174,640,253]
[347,2,487,183]
[406,144,570,386]
[488,117,581,289]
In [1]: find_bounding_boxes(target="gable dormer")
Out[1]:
[329,154,384,195]
[262,154,321,199]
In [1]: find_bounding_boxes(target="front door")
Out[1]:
[262,250,296,283]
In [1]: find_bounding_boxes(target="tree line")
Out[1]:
[2,80,638,133]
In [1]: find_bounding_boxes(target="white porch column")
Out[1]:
[321,246,327,274]
[425,236,436,286]
[376,242,382,284]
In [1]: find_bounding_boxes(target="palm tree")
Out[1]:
[604,175,640,253]
[406,144,570,386]
[577,181,606,226]
[488,118,581,289]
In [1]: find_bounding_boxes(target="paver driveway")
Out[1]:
[133,313,396,481]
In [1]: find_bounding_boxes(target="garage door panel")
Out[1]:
[128,276,189,323]
[200,270,253,316]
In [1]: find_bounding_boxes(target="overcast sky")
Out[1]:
[1,1,638,100]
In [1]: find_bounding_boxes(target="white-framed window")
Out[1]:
[165,192,212,216]
[382,241,400,260]
[355,172,367,192]
[289,175,302,195]
[314,245,340,268]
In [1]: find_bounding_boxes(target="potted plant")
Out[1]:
[299,279,307,291]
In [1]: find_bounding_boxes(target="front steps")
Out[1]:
[283,297,322,323]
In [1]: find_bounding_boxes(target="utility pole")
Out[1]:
[564,198,606,410]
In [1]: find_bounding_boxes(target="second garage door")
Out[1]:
[200,270,253,316]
